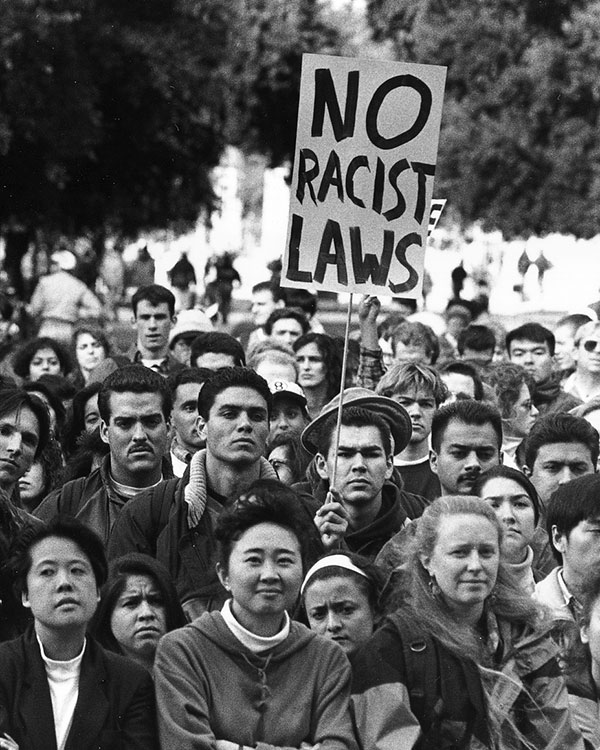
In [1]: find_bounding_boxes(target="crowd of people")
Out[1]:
[1,260,600,749]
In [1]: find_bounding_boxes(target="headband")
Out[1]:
[300,554,370,595]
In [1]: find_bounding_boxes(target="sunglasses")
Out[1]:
[582,340,600,352]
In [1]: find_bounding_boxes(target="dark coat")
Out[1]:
[0,628,157,750]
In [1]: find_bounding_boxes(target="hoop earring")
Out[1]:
[428,575,441,598]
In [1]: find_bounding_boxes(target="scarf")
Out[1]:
[184,449,278,527]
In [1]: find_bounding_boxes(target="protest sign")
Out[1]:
[282,54,446,298]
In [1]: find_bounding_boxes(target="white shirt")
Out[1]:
[38,635,86,750]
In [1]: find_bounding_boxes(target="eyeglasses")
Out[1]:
[582,340,600,352]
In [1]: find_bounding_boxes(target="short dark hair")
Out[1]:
[285,289,317,318]
[506,323,555,357]
[431,400,503,453]
[457,325,496,356]
[486,362,535,419]
[439,361,484,401]
[13,337,73,379]
[376,362,448,406]
[315,406,392,458]
[215,479,313,572]
[131,284,176,317]
[0,388,50,458]
[251,280,286,304]
[547,474,600,563]
[190,332,245,368]
[166,366,213,395]
[98,364,172,423]
[197,367,271,420]
[9,515,108,597]
[390,321,439,364]
[89,553,186,653]
[264,308,310,337]
[524,413,599,469]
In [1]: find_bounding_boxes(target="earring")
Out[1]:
[428,575,441,598]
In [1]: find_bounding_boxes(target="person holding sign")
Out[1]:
[298,388,426,560]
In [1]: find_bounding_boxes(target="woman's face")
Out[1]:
[304,575,374,655]
[29,347,61,380]
[504,383,538,439]
[217,522,303,636]
[110,574,167,662]
[76,332,106,373]
[84,393,101,433]
[18,461,45,503]
[421,514,499,621]
[479,476,536,564]
[268,445,295,486]
[296,343,326,390]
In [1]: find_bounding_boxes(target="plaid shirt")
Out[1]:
[356,346,386,391]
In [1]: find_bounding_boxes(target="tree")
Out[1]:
[366,0,600,238]
[0,0,230,238]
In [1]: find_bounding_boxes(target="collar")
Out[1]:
[221,599,290,653]
[132,349,171,375]
[171,434,194,464]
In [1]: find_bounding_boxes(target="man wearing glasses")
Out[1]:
[564,321,600,402]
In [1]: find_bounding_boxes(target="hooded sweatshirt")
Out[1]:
[154,612,357,750]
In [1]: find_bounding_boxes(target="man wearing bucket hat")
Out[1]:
[297,387,428,560]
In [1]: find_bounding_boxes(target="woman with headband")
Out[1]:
[302,552,384,657]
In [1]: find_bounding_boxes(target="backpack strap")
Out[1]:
[388,611,444,746]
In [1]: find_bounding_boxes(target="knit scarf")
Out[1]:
[184,449,278,528]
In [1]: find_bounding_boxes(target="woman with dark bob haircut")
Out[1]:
[0,515,157,749]
[90,553,186,672]
[155,478,357,750]
[12,336,73,381]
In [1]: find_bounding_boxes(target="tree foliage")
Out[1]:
[366,0,600,238]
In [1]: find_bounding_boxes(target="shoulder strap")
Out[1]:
[388,611,443,745]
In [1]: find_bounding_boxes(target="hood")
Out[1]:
[190,610,317,663]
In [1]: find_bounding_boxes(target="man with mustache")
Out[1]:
[108,367,321,620]
[35,366,173,546]
[429,400,503,496]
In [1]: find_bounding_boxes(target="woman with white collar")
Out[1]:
[155,479,357,750]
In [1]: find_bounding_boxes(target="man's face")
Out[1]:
[554,325,577,372]
[100,391,169,485]
[508,338,553,383]
[252,290,280,328]
[462,347,494,366]
[553,516,600,589]
[0,406,39,491]
[526,442,595,506]
[574,334,600,378]
[269,397,308,443]
[441,372,476,401]
[394,341,431,365]
[171,382,204,454]
[23,536,99,636]
[201,387,269,467]
[430,418,501,495]
[316,425,393,510]
[270,318,304,348]
[134,301,175,356]
[193,352,237,371]
[392,387,436,448]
